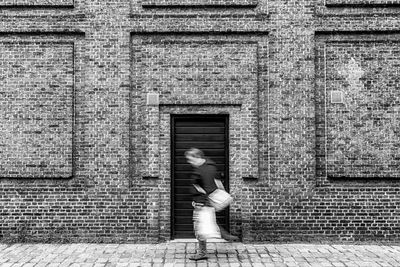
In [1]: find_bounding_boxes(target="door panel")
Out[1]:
[175,142,225,149]
[175,134,225,142]
[171,115,229,239]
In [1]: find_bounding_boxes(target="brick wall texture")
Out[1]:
[0,0,399,243]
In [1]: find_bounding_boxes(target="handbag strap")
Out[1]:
[214,179,225,190]
[193,184,206,194]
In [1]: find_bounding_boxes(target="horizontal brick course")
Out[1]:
[0,0,73,6]
[141,0,258,7]
[325,0,400,6]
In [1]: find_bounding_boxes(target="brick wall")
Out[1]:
[141,0,258,7]
[0,0,399,243]
[0,40,74,178]
[0,0,73,6]
[316,33,400,180]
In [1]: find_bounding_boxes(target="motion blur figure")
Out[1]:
[185,147,238,261]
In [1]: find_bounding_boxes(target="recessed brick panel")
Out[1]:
[141,0,258,7]
[0,0,73,6]
[131,34,268,240]
[317,39,400,179]
[132,35,264,179]
[0,41,74,178]
[140,41,258,102]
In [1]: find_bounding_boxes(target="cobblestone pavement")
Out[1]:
[0,242,399,267]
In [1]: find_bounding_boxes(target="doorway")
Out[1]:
[171,114,229,239]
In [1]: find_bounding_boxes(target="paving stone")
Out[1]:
[0,243,398,267]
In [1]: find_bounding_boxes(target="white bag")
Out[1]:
[208,188,233,212]
[194,206,221,240]
[193,179,233,212]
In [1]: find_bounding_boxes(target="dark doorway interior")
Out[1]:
[171,114,229,239]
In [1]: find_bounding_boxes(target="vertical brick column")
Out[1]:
[143,104,160,179]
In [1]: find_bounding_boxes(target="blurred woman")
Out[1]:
[185,148,238,261]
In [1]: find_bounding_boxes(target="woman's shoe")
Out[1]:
[190,240,208,261]
[189,252,208,261]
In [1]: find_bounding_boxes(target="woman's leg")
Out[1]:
[189,239,207,261]
[190,204,208,261]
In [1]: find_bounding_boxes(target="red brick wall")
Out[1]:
[0,0,399,243]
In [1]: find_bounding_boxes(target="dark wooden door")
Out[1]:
[171,115,229,239]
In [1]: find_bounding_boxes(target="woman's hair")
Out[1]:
[184,147,204,159]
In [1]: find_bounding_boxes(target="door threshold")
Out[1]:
[170,238,227,243]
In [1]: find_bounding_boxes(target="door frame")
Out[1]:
[170,114,230,239]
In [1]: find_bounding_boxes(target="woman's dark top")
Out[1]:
[191,158,218,204]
